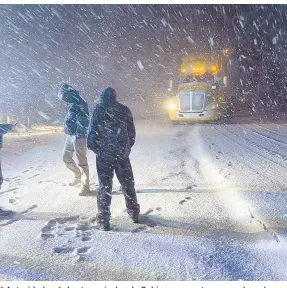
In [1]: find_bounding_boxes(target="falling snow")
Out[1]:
[0,4,287,281]
[37,110,50,121]
[137,60,144,71]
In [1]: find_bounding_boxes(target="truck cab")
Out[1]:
[167,49,230,124]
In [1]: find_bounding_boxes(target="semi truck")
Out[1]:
[167,49,231,124]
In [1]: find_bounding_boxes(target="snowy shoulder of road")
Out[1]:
[0,119,287,280]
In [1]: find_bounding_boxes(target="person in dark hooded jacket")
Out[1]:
[58,84,90,194]
[0,123,14,217]
[87,87,140,231]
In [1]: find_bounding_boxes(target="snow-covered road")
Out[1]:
[0,119,287,280]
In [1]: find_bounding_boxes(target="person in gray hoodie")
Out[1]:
[58,84,90,195]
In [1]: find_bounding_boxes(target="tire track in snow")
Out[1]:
[212,125,287,190]
[248,124,287,146]
[189,126,253,221]
[223,124,287,168]
[185,125,282,279]
[252,123,287,141]
[201,125,282,243]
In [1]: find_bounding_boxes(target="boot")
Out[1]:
[95,214,110,231]
[128,203,140,223]
[79,184,90,196]
[128,208,140,223]
[130,212,139,223]
[69,175,81,187]
[98,222,110,231]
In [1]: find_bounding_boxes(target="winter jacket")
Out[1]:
[58,84,89,139]
[0,124,13,150]
[87,87,136,159]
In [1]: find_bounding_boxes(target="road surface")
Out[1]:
[0,119,287,280]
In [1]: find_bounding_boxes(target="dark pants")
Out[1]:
[96,155,139,223]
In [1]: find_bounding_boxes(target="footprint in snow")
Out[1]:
[64,226,75,232]
[77,247,92,255]
[53,246,76,255]
[179,196,192,205]
[81,235,92,242]
[9,198,19,205]
[41,233,56,240]
[76,223,90,231]
[28,174,40,179]
[41,220,58,234]
[0,187,18,196]
[179,200,187,205]
[224,173,232,179]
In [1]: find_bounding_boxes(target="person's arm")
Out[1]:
[126,108,136,147]
[87,105,100,153]
[65,104,77,135]
[76,103,90,138]
[0,124,13,134]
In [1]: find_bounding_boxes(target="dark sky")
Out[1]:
[0,4,285,121]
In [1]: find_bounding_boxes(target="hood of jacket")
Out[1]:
[58,84,85,105]
[100,87,117,107]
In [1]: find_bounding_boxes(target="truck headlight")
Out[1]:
[169,103,176,110]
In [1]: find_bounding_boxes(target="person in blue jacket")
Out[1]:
[87,87,140,231]
[58,84,90,195]
[0,123,14,217]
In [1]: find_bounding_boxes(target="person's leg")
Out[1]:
[63,135,81,185]
[115,157,140,222]
[96,156,114,230]
[74,138,90,191]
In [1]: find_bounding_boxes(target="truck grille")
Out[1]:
[179,93,191,111]
[192,92,205,111]
[179,92,205,112]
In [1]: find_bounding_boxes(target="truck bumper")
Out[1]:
[168,110,219,121]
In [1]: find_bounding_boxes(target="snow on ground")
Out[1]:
[0,118,287,280]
